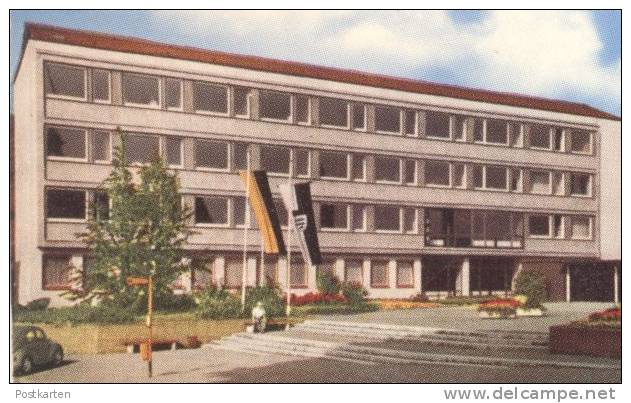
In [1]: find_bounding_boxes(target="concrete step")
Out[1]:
[212,333,620,370]
[296,320,549,346]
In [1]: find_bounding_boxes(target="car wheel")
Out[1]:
[52,348,63,366]
[20,356,33,375]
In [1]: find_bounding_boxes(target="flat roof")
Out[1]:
[20,22,620,121]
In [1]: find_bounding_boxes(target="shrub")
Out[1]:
[514,271,547,309]
[409,293,429,303]
[244,285,285,319]
[194,287,241,320]
[316,271,341,296]
[341,282,368,304]
[13,303,137,325]
[154,293,197,313]
[24,298,51,311]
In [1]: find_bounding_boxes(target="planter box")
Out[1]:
[549,325,621,358]
[516,307,545,317]
[478,310,517,319]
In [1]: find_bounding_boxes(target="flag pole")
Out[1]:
[240,152,251,311]
[285,152,294,317]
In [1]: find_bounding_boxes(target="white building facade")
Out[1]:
[13,23,621,306]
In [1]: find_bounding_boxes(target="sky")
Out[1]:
[9,10,621,116]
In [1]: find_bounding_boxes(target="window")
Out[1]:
[290,258,307,287]
[93,192,110,221]
[233,197,247,226]
[530,170,551,194]
[553,128,564,151]
[530,125,551,149]
[195,140,229,170]
[425,160,450,186]
[374,156,401,183]
[375,106,401,133]
[529,215,550,237]
[259,90,291,121]
[553,215,564,239]
[122,73,160,107]
[192,259,214,289]
[47,189,86,219]
[570,130,592,154]
[352,155,366,181]
[571,216,592,239]
[233,143,249,171]
[510,169,522,192]
[485,166,508,190]
[452,163,465,188]
[486,119,508,144]
[552,172,565,196]
[375,206,400,232]
[352,104,366,130]
[351,205,365,231]
[193,82,228,113]
[260,146,290,174]
[371,260,389,288]
[452,116,467,141]
[165,78,183,110]
[473,119,484,142]
[273,198,289,226]
[319,97,348,128]
[320,204,348,229]
[396,261,414,288]
[165,137,182,167]
[224,257,243,288]
[404,110,417,136]
[404,160,416,185]
[92,130,110,162]
[319,151,348,179]
[233,87,251,117]
[570,173,591,196]
[473,165,484,189]
[126,134,160,164]
[42,255,73,290]
[425,111,450,138]
[295,149,310,177]
[295,95,310,124]
[195,196,228,225]
[509,123,523,147]
[46,127,86,159]
[92,69,110,103]
[345,260,363,284]
[261,257,278,285]
[403,208,417,233]
[44,63,86,99]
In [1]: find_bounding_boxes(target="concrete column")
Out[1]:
[455,258,470,296]
[414,258,422,292]
[182,138,195,170]
[365,154,375,183]
[512,261,524,291]
[215,255,226,288]
[565,265,571,302]
[366,104,376,133]
[464,117,475,142]
[388,259,397,289]
[335,258,345,282]
[247,256,258,287]
[182,80,194,113]
[110,71,122,105]
[310,150,320,180]
[249,89,260,120]
[614,265,619,304]
[277,256,288,289]
[70,255,83,290]
[522,124,531,148]
[307,264,317,291]
[417,111,427,138]
[362,259,372,290]
[365,205,376,232]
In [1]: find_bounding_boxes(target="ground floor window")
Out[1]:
[396,260,414,288]
[191,258,214,289]
[260,256,278,286]
[469,257,514,295]
[42,255,74,290]
[421,256,460,293]
[344,259,363,285]
[224,256,243,289]
[370,260,389,288]
[290,258,307,287]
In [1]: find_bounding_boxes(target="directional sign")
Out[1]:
[126,277,149,286]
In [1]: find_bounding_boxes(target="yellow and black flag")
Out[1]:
[239,170,286,255]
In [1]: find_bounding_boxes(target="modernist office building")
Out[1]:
[13,23,621,306]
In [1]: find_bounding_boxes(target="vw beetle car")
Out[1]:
[13,325,63,375]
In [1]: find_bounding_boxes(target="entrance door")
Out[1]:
[570,263,614,302]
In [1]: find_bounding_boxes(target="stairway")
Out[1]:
[209,320,620,370]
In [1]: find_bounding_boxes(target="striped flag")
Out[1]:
[239,171,286,255]
[278,182,322,267]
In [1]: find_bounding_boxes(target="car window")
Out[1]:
[26,331,35,342]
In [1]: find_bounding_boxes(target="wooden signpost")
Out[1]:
[126,274,153,378]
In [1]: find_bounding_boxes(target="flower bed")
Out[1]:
[286,292,347,306]
[588,307,621,322]
[376,299,440,310]
[478,298,521,319]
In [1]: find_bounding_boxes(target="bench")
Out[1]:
[124,338,178,353]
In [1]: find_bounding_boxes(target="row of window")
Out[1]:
[44,62,595,155]
[46,126,593,197]
[45,188,593,241]
[41,254,415,290]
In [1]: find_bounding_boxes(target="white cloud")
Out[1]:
[151,10,620,113]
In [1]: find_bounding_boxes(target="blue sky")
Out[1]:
[10,10,621,115]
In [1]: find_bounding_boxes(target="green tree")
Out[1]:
[69,131,192,312]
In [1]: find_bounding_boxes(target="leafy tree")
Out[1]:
[68,130,192,312]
